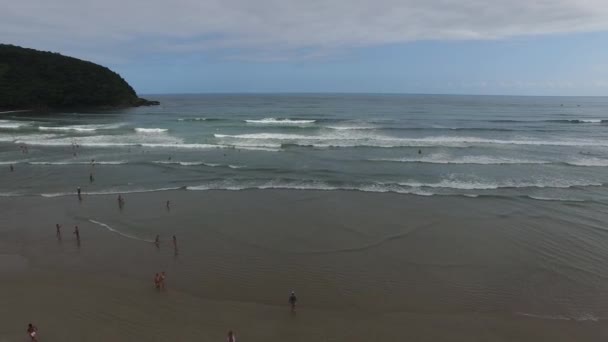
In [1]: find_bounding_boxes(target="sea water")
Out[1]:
[0,94,607,202]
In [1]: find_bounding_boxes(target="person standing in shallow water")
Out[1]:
[117,195,124,209]
[154,273,160,290]
[289,291,297,312]
[89,173,94,183]
[155,235,160,248]
[9,164,14,172]
[27,323,38,341]
[227,330,236,342]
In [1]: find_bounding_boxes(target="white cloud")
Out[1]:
[2,0,608,60]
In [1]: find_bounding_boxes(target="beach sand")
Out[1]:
[1,190,607,341]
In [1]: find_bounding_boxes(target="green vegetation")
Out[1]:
[0,44,158,110]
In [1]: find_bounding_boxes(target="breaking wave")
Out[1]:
[245,118,316,125]
[134,128,169,133]
[214,132,608,149]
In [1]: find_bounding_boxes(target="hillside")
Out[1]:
[0,44,158,110]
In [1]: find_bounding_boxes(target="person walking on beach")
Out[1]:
[227,330,236,342]
[289,291,297,312]
[166,200,171,211]
[27,323,38,341]
[172,235,177,249]
[56,223,62,235]
[74,225,80,240]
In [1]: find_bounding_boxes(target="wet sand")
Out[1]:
[1,190,607,341]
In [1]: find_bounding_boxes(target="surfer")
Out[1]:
[27,323,38,341]
[289,291,297,312]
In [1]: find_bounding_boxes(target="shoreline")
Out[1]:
[1,189,606,341]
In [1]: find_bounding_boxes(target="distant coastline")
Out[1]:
[0,44,159,111]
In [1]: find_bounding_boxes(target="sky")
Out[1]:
[2,0,608,96]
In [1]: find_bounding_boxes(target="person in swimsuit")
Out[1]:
[160,272,166,290]
[117,195,124,209]
[27,323,38,341]
[227,330,236,342]
[289,291,297,312]
[154,273,161,290]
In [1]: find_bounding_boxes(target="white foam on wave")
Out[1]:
[135,128,169,133]
[398,178,602,190]
[0,160,25,165]
[40,186,184,198]
[0,120,29,129]
[177,117,206,122]
[89,219,154,243]
[374,155,547,165]
[214,132,608,149]
[29,160,127,166]
[186,177,599,194]
[39,126,96,132]
[38,123,125,132]
[245,118,316,125]
[565,157,608,167]
[153,160,245,168]
[12,133,278,151]
[526,196,586,202]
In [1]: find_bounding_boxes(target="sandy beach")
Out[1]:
[1,189,607,341]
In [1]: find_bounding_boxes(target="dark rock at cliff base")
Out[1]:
[0,44,159,110]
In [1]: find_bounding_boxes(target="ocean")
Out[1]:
[3,94,608,339]
[1,94,607,202]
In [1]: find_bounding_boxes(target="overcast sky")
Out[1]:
[2,0,608,95]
